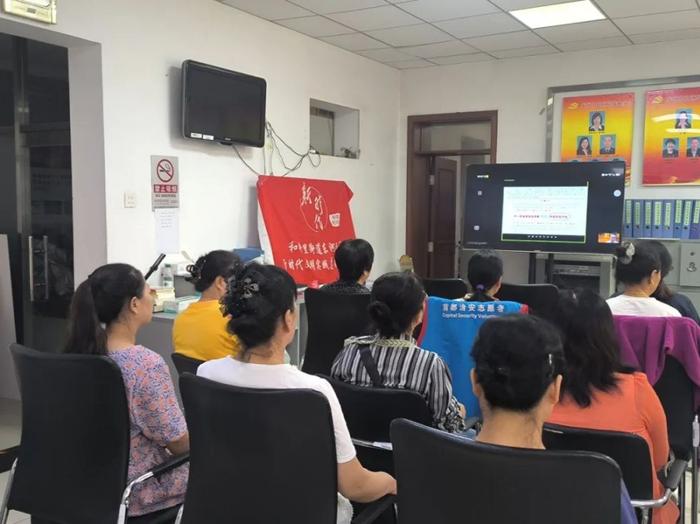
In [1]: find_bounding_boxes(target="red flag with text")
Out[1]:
[257,175,356,284]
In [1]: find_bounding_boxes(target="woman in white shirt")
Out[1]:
[607,240,681,317]
[197,263,395,523]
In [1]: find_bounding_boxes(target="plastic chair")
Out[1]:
[421,278,469,299]
[391,418,623,524]
[496,283,559,319]
[302,288,371,376]
[171,353,204,377]
[178,374,393,524]
[0,344,188,524]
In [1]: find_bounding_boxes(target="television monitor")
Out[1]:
[182,60,266,147]
[463,161,625,254]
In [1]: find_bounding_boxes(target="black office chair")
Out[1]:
[497,282,559,320]
[302,288,371,375]
[391,418,623,524]
[421,278,469,300]
[0,344,188,524]
[170,353,204,377]
[178,374,394,524]
[543,424,686,524]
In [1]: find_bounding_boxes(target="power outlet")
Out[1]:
[123,191,137,208]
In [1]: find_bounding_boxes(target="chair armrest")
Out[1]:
[352,438,392,451]
[150,453,190,479]
[658,458,688,491]
[352,495,396,524]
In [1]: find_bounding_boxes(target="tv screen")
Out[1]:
[182,60,266,147]
[463,161,626,254]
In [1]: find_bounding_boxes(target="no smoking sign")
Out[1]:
[151,155,179,209]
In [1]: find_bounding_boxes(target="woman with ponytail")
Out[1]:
[173,250,242,361]
[465,249,503,302]
[64,264,189,518]
[331,272,466,432]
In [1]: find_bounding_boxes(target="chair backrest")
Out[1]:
[179,374,338,524]
[497,283,559,319]
[8,344,130,524]
[302,288,371,375]
[171,352,204,376]
[543,423,653,500]
[653,356,695,459]
[421,278,469,299]
[391,419,621,524]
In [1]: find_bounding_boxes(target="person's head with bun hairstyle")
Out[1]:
[220,263,297,362]
[186,250,242,300]
[467,249,503,302]
[368,272,426,339]
[335,239,374,285]
[471,315,564,448]
[615,240,662,297]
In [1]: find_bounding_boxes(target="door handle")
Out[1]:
[43,235,49,300]
[28,235,34,302]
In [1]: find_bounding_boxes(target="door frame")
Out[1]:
[406,111,498,277]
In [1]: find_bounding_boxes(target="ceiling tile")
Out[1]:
[593,0,696,18]
[614,10,700,35]
[327,5,421,31]
[400,40,479,58]
[358,47,414,62]
[491,45,559,58]
[430,53,495,65]
[630,27,700,44]
[386,58,435,69]
[290,0,388,14]
[488,0,560,9]
[398,0,500,22]
[320,33,388,51]
[535,20,622,43]
[557,35,630,51]
[275,15,354,37]
[465,30,548,51]
[367,23,451,46]
[220,0,313,20]
[435,12,526,38]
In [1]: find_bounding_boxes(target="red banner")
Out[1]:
[257,175,356,284]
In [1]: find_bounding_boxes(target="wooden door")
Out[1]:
[428,157,457,278]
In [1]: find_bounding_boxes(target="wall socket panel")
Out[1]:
[123,191,137,208]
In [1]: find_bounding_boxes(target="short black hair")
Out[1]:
[644,240,674,300]
[615,240,661,285]
[472,315,564,412]
[467,249,503,301]
[666,139,676,146]
[368,272,425,338]
[335,239,374,282]
[186,250,242,293]
[591,112,603,122]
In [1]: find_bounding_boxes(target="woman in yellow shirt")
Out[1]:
[172,250,242,361]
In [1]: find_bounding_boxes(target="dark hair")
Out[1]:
[64,264,146,356]
[665,138,677,146]
[643,240,674,300]
[591,112,603,124]
[221,263,296,358]
[615,240,661,286]
[368,272,425,338]
[472,315,564,412]
[467,249,503,302]
[551,289,625,408]
[186,250,241,293]
[335,239,374,282]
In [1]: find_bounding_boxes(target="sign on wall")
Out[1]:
[151,155,179,209]
[643,87,700,185]
[2,0,56,24]
[560,92,635,186]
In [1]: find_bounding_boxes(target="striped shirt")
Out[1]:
[331,333,466,432]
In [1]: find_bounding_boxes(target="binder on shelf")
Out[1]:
[633,200,643,238]
[651,200,663,238]
[623,200,633,239]
[662,200,674,238]
[691,201,700,240]
[673,199,684,238]
[682,200,693,240]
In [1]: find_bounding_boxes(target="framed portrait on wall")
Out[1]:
[2,0,56,24]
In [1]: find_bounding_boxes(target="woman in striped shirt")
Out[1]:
[331,272,466,432]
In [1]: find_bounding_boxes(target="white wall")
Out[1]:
[0,0,402,279]
[399,39,700,249]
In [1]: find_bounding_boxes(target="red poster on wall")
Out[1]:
[257,175,356,284]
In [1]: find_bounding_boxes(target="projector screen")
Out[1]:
[463,162,625,253]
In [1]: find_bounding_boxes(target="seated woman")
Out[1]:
[64,264,189,518]
[173,250,242,361]
[549,289,677,524]
[465,249,503,302]
[331,272,466,432]
[646,239,700,323]
[607,240,680,317]
[321,238,373,295]
[197,263,395,523]
[471,314,636,524]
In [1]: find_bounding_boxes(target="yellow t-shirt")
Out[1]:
[172,300,241,361]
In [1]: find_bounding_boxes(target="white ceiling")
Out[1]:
[218,0,700,69]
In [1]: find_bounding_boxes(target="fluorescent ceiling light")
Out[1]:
[510,0,605,29]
